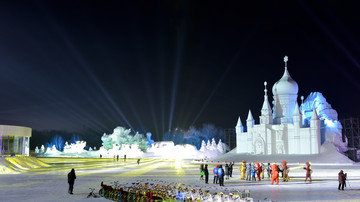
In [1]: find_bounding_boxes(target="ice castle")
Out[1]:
[236,56,321,155]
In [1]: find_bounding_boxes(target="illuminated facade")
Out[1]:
[0,125,32,156]
[236,56,321,155]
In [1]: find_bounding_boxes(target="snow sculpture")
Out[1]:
[146,132,155,146]
[101,126,150,152]
[236,56,321,155]
[40,145,45,153]
[211,138,217,150]
[200,140,206,152]
[300,92,348,153]
[206,140,211,150]
[35,146,39,153]
[44,145,60,155]
[217,139,224,153]
[63,141,87,153]
[197,139,226,159]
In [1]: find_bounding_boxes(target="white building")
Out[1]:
[236,56,321,155]
[0,125,32,156]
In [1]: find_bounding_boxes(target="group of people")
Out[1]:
[238,160,290,185]
[67,160,348,195]
[199,162,235,187]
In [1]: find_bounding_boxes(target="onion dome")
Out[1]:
[272,56,299,95]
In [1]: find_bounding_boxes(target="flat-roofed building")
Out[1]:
[0,125,31,156]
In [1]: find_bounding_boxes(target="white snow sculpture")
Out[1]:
[63,141,87,154]
[35,146,39,153]
[200,140,206,152]
[210,138,217,151]
[40,145,45,153]
[217,139,224,153]
[301,92,348,153]
[101,126,149,152]
[206,140,211,150]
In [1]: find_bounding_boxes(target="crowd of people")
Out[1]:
[199,160,314,186]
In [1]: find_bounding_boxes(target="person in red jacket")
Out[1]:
[271,163,279,185]
[255,162,262,181]
[304,162,312,183]
[338,170,347,190]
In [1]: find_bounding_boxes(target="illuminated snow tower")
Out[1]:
[236,56,321,155]
[272,56,298,124]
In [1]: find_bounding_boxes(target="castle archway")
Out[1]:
[254,138,265,155]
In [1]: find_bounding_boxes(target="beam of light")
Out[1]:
[168,25,186,132]
[293,26,360,93]
[190,20,262,126]
[37,4,135,131]
[144,81,160,139]
[298,1,360,90]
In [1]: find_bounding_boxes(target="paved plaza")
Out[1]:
[0,158,359,201]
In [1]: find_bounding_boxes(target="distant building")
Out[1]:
[236,56,321,155]
[0,125,32,156]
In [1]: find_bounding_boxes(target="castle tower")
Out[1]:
[310,108,321,154]
[235,116,244,133]
[272,56,299,124]
[293,102,302,128]
[260,81,273,124]
[246,110,254,132]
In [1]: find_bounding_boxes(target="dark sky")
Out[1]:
[0,0,359,140]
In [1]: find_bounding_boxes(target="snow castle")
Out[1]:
[236,56,321,155]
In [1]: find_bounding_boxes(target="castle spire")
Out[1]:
[247,110,254,121]
[311,107,319,120]
[284,55,288,70]
[236,116,244,133]
[236,116,243,127]
[261,81,273,124]
[293,102,300,116]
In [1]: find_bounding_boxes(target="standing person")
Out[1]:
[67,168,76,194]
[261,163,265,179]
[240,161,246,180]
[229,162,234,177]
[124,154,126,162]
[213,165,219,184]
[304,162,312,183]
[255,162,262,181]
[225,164,230,180]
[277,164,283,178]
[271,163,279,185]
[251,163,257,181]
[200,164,205,180]
[116,155,119,161]
[267,163,272,179]
[246,163,252,181]
[218,165,225,186]
[137,158,140,165]
[338,170,347,190]
[204,164,209,184]
[281,160,289,182]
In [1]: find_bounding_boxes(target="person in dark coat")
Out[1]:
[67,168,76,194]
[204,164,209,184]
[218,165,225,186]
[200,164,204,180]
[225,164,230,180]
[338,170,347,190]
[229,162,234,177]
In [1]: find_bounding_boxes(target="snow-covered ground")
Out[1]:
[0,153,360,202]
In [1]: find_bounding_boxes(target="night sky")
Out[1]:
[0,1,359,141]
